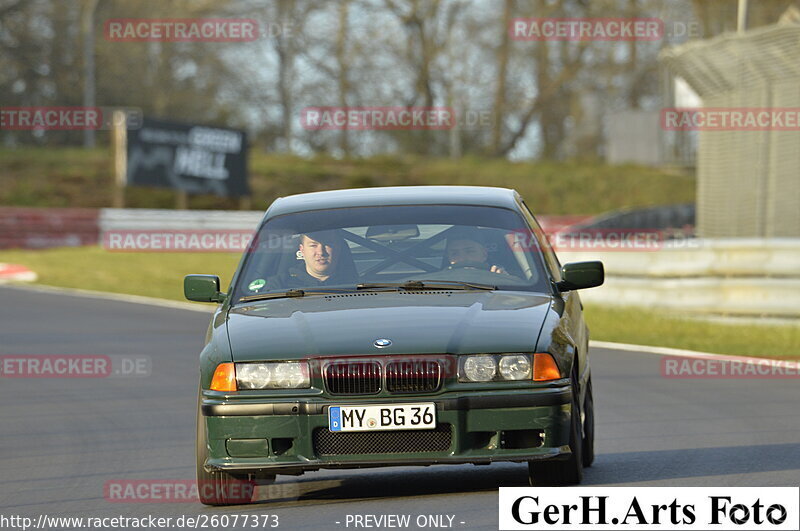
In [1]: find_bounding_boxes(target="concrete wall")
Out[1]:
[558,239,800,317]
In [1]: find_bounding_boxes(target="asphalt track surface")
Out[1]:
[1,285,798,530]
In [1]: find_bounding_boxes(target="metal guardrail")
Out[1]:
[578,276,800,318]
[0,207,99,249]
[99,208,265,232]
[557,239,800,278]
[564,203,695,232]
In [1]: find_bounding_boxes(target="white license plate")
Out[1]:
[328,403,436,432]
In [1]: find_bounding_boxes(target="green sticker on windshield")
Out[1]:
[248,279,266,292]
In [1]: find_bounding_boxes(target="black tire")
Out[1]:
[582,377,595,468]
[527,372,583,486]
[196,395,257,506]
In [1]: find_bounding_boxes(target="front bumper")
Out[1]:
[201,387,572,475]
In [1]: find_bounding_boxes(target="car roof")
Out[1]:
[265,186,522,218]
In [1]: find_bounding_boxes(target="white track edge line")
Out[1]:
[590,340,793,364]
[0,283,214,313]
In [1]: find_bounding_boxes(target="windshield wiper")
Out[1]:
[238,288,356,303]
[239,280,496,302]
[356,280,496,291]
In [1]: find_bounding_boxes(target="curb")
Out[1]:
[0,263,38,283]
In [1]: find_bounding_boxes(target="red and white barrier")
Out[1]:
[0,263,37,282]
[1,206,575,250]
[0,207,99,249]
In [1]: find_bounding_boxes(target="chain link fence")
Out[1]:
[661,23,800,237]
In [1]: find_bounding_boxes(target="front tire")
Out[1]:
[196,394,256,506]
[527,373,584,486]
[582,377,595,468]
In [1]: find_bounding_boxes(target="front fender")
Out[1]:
[199,307,234,390]
[536,291,589,388]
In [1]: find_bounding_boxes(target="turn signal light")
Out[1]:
[532,353,561,381]
[210,362,237,391]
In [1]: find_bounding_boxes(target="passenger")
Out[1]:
[445,236,506,274]
[268,230,355,288]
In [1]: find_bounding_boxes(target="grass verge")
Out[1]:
[2,247,796,359]
[0,147,695,215]
[0,247,241,302]
[584,305,799,359]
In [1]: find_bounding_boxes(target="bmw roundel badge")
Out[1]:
[373,338,392,348]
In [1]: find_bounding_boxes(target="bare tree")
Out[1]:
[490,0,512,155]
[335,0,352,156]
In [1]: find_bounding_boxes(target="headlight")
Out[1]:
[498,354,532,380]
[461,355,497,382]
[235,361,310,389]
[459,354,533,382]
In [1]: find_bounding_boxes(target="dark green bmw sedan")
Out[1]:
[185,186,604,505]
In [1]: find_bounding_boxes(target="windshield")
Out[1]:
[232,205,550,302]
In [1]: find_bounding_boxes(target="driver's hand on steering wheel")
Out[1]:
[446,239,507,275]
[449,260,507,274]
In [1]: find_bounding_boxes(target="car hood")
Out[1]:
[226,291,553,361]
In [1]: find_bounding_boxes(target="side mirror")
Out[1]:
[555,261,604,292]
[184,274,226,303]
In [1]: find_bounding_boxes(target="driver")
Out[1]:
[268,230,354,288]
[445,236,506,274]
